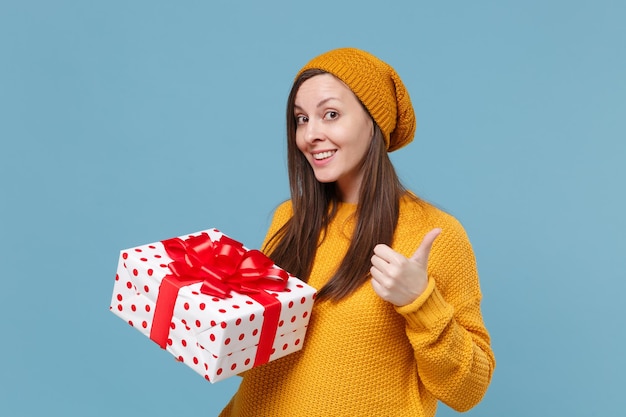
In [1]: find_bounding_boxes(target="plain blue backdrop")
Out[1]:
[1,1,624,416]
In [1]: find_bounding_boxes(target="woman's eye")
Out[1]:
[324,111,338,120]
[295,115,308,124]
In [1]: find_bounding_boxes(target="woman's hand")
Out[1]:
[370,228,441,306]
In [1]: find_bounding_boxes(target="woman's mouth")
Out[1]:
[312,150,336,160]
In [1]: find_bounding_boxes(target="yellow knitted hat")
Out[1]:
[296,47,416,152]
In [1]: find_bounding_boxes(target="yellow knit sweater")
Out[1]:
[220,195,495,416]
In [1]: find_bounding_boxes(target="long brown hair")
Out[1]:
[265,69,411,301]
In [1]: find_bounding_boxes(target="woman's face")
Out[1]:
[294,73,374,203]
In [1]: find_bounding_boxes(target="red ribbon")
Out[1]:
[148,232,289,367]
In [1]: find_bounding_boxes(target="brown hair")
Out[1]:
[264,69,412,301]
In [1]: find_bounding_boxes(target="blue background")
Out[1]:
[1,1,624,416]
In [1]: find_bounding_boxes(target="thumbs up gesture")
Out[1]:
[370,228,441,306]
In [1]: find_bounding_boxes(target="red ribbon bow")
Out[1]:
[162,232,289,298]
[149,232,289,369]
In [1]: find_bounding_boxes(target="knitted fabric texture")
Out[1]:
[219,195,495,417]
[297,47,416,152]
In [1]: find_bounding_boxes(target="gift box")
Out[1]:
[110,228,316,383]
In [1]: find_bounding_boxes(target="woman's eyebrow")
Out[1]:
[294,97,340,112]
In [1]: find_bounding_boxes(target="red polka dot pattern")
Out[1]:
[109,228,317,383]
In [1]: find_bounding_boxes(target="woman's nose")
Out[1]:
[303,119,324,143]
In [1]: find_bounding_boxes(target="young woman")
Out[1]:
[220,47,495,416]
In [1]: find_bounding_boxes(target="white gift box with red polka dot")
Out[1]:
[110,228,316,383]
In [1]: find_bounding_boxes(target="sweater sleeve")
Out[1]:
[394,215,495,412]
